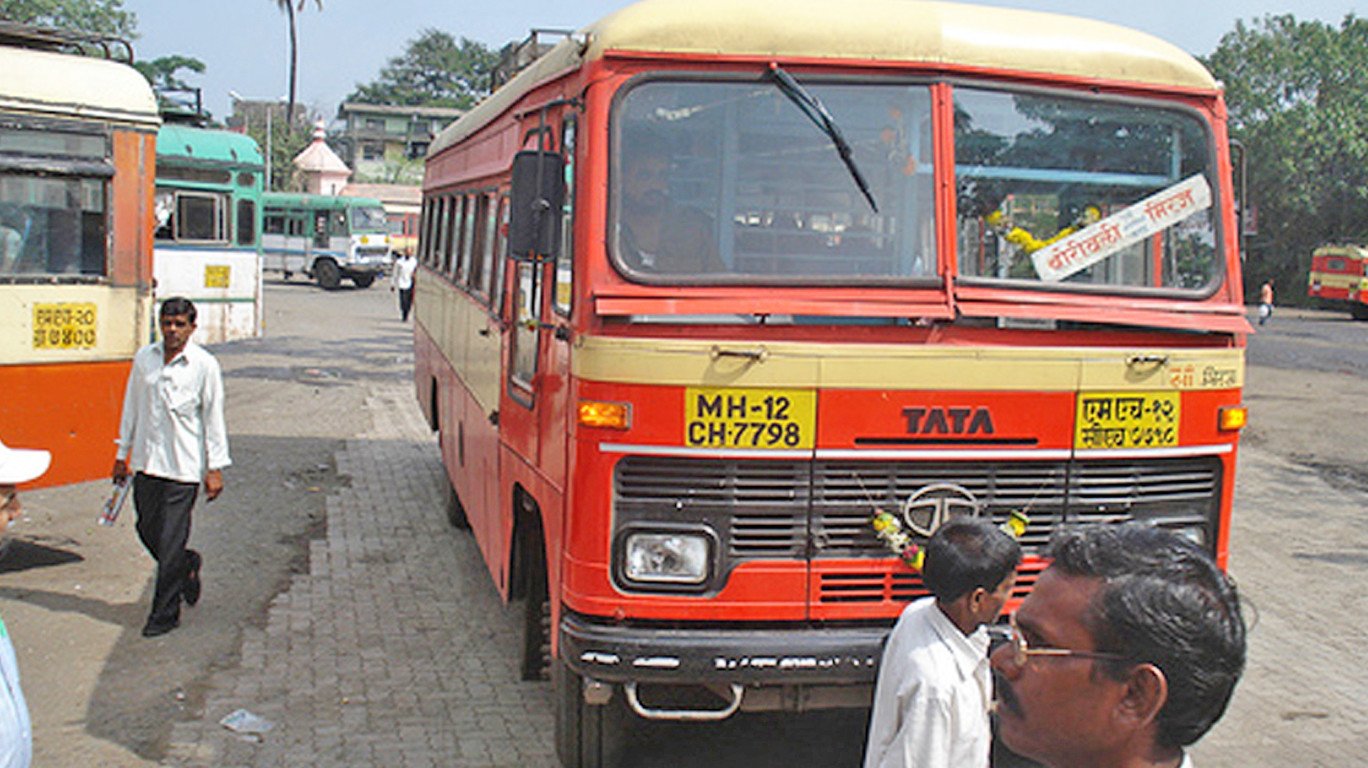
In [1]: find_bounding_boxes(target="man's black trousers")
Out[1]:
[133,472,198,628]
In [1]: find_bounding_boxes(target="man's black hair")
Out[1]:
[159,296,197,324]
[1047,523,1246,749]
[921,517,1021,603]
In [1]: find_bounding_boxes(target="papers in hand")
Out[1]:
[99,480,131,526]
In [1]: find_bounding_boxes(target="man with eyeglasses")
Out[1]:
[863,517,1021,768]
[0,437,52,768]
[991,524,1246,768]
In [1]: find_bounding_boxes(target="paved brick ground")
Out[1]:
[164,384,556,767]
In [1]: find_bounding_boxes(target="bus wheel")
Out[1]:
[554,660,629,768]
[520,529,551,681]
[314,260,342,290]
[445,482,469,529]
[1351,304,1368,321]
[352,273,376,288]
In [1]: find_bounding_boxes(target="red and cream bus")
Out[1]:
[412,1,1249,764]
[1307,244,1368,320]
[0,24,159,488]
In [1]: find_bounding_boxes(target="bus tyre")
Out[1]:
[445,482,469,530]
[1351,304,1368,321]
[352,273,376,288]
[520,547,551,682]
[314,260,342,290]
[554,660,629,768]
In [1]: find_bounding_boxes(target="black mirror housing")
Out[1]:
[508,150,565,261]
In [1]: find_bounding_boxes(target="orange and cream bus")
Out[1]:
[412,1,1249,764]
[0,24,159,488]
[1307,244,1368,320]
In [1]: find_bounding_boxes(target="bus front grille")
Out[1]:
[613,456,1221,560]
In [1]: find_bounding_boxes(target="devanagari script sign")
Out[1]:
[1030,174,1211,283]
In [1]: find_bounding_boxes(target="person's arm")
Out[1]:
[112,354,141,483]
[201,357,231,500]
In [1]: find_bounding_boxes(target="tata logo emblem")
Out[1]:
[900,483,982,538]
[902,407,995,435]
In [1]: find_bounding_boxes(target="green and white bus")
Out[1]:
[261,192,390,289]
[154,122,264,342]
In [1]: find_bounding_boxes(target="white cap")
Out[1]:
[0,439,52,485]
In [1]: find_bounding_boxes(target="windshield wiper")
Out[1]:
[767,63,878,213]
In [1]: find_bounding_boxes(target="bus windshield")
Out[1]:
[954,88,1220,292]
[612,79,1221,294]
[612,79,936,281]
[349,205,387,233]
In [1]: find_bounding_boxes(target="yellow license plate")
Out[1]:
[204,264,231,288]
[1075,391,1180,449]
[32,302,97,350]
[684,388,815,450]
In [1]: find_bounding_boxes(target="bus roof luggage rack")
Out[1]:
[0,20,134,62]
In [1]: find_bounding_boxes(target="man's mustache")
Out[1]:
[994,671,1023,718]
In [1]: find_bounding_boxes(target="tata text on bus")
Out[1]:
[411,1,1250,765]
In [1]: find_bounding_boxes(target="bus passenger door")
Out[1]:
[503,259,544,469]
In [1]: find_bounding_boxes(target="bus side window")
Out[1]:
[263,214,285,235]
[554,116,576,316]
[493,194,509,316]
[314,213,329,247]
[237,199,256,246]
[511,261,540,390]
[154,190,175,240]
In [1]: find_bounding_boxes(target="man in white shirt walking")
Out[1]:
[390,251,418,321]
[113,297,231,637]
[864,517,1021,768]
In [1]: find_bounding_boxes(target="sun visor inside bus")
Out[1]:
[508,150,564,261]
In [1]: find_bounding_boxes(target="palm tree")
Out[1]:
[273,0,323,126]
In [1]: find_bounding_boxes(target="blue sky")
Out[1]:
[123,0,1365,121]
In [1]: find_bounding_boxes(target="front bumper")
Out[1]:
[561,612,889,686]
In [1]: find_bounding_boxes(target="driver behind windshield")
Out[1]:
[616,129,721,275]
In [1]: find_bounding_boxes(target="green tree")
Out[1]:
[133,54,208,115]
[348,29,496,109]
[1204,14,1368,305]
[0,0,136,39]
[273,0,323,126]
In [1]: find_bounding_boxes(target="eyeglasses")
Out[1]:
[1001,613,1131,669]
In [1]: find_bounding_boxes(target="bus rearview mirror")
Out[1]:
[509,151,565,261]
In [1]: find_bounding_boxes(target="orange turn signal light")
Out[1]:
[578,401,631,430]
[1218,406,1247,432]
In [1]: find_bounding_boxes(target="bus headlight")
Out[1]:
[624,532,710,585]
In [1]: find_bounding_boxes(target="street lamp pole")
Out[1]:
[230,91,279,190]
[265,106,273,190]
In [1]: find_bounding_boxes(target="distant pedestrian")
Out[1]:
[1258,279,1274,325]
[864,518,1021,768]
[391,251,417,321]
[113,297,231,638]
[991,523,1246,768]
[0,437,52,768]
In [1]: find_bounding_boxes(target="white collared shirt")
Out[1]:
[864,597,993,768]
[116,340,230,484]
[391,255,417,290]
